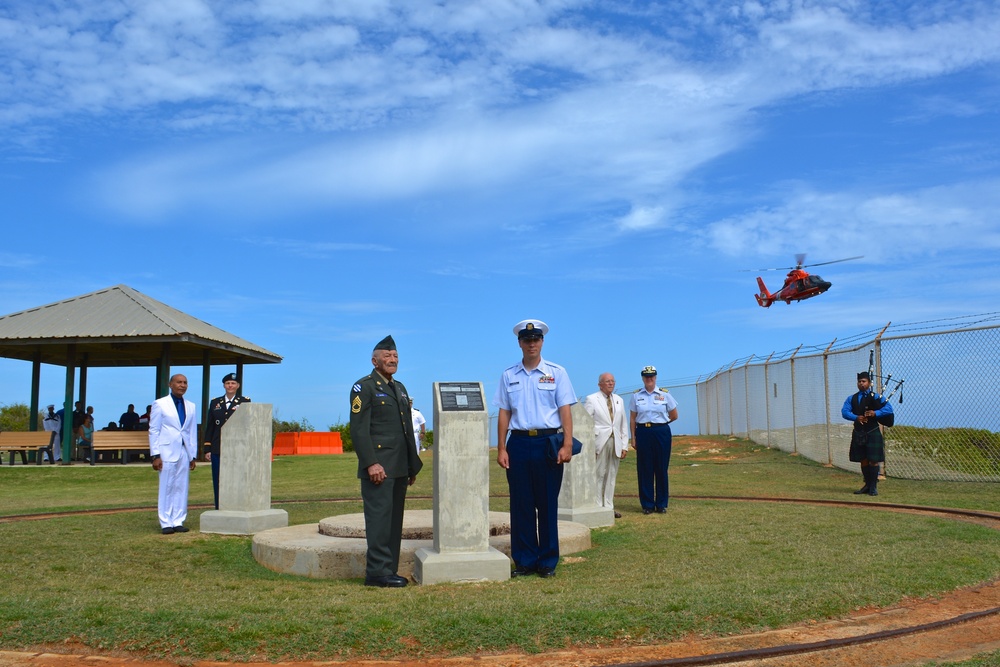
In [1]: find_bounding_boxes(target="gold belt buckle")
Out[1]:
[645,423,651,428]
[528,429,538,436]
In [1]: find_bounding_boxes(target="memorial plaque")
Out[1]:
[438,382,485,412]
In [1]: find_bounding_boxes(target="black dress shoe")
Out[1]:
[511,565,536,577]
[173,525,190,533]
[642,508,653,515]
[364,574,407,588]
[655,507,667,514]
[613,511,622,519]
[161,527,175,535]
[537,567,556,578]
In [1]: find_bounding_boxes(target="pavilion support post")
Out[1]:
[79,358,88,412]
[30,353,41,430]
[156,344,171,398]
[201,350,211,450]
[236,360,244,390]
[62,345,77,464]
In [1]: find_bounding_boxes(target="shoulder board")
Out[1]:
[633,388,641,393]
[659,387,670,393]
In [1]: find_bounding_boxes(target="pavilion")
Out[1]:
[0,284,282,461]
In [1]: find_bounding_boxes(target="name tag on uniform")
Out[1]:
[375,393,388,397]
[635,396,647,404]
[539,375,555,390]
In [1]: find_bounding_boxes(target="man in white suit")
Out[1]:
[149,374,198,534]
[583,373,629,518]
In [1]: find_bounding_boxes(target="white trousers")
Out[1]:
[595,435,621,509]
[157,456,191,528]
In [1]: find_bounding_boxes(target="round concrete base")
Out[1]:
[252,509,591,580]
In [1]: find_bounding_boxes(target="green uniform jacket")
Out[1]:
[349,371,423,480]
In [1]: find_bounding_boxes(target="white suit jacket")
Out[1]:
[583,391,629,457]
[148,394,198,463]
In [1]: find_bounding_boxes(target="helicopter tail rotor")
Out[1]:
[755,277,774,308]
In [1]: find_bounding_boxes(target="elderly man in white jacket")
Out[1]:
[583,373,630,518]
[149,374,198,534]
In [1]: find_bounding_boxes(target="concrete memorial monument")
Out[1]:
[414,382,511,584]
[200,403,289,535]
[557,402,615,527]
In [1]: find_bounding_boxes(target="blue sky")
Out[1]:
[1,1,999,437]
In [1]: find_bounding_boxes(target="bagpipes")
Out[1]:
[866,349,903,427]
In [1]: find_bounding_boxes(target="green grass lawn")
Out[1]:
[1,436,999,663]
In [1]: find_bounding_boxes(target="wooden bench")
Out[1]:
[82,431,151,465]
[0,431,56,465]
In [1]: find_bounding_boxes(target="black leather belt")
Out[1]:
[510,428,560,437]
[639,422,669,429]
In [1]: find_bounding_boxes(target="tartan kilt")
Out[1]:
[849,426,885,463]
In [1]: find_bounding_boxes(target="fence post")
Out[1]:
[744,357,753,439]
[789,344,803,454]
[822,337,837,465]
[763,352,774,447]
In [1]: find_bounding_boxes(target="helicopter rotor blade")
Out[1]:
[795,253,806,268]
[800,255,864,268]
[738,254,864,272]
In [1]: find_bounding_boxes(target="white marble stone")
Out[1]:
[558,402,615,528]
[200,403,288,535]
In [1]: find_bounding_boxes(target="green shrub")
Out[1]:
[328,422,353,452]
[0,403,31,432]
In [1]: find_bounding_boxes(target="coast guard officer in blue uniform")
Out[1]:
[629,366,679,514]
[494,319,577,578]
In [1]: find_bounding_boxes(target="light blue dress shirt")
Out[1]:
[494,358,577,431]
[629,387,678,423]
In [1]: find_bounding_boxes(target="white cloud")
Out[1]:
[705,179,1000,262]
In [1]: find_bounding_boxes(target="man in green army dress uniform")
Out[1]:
[349,335,423,587]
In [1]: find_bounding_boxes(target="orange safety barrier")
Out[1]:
[273,431,343,456]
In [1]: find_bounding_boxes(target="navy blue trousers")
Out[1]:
[636,424,672,510]
[211,454,220,510]
[505,432,564,571]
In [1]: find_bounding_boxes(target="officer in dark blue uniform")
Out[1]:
[350,335,423,587]
[494,319,578,578]
[842,371,893,496]
[629,366,679,514]
[202,372,250,510]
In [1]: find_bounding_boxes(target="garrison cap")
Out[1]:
[857,371,870,381]
[222,373,238,383]
[641,365,657,377]
[514,319,548,339]
[374,335,397,351]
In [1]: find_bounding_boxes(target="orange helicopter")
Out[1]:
[749,254,863,307]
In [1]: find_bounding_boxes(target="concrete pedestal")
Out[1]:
[200,403,288,535]
[414,382,510,585]
[558,403,615,528]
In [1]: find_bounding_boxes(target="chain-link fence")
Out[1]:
[696,314,1000,482]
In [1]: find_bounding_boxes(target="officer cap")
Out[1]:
[222,373,239,384]
[857,371,870,381]
[641,365,657,377]
[374,335,397,351]
[514,319,548,339]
